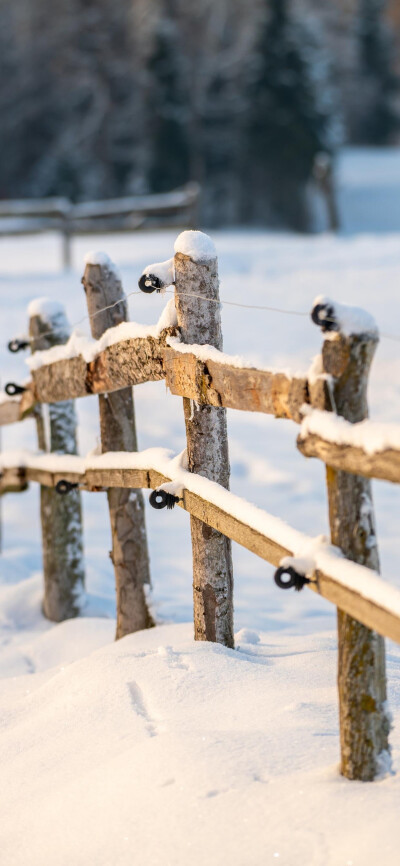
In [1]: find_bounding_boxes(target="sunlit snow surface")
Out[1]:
[2,150,400,863]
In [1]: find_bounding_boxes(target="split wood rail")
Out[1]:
[1,230,400,783]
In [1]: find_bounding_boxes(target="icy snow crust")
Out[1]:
[27,297,178,370]
[301,407,400,455]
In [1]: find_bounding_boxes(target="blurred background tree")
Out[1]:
[0,0,398,229]
[353,0,399,142]
[243,0,339,229]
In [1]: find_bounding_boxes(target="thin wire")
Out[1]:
[16,285,400,348]
[26,288,310,346]
[165,289,309,317]
[29,291,144,345]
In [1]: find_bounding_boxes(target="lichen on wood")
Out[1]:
[29,304,85,622]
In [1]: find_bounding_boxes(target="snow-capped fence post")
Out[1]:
[82,253,153,638]
[29,300,85,621]
[311,301,390,781]
[173,231,234,648]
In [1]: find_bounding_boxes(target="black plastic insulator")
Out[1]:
[8,338,30,353]
[55,479,79,495]
[274,566,310,592]
[5,382,27,396]
[138,273,163,294]
[311,302,337,333]
[149,489,180,510]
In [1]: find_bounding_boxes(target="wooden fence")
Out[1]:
[0,183,200,268]
[1,229,400,782]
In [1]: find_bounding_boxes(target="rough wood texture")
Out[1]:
[298,432,400,484]
[316,332,390,781]
[82,258,152,639]
[174,242,234,648]
[0,386,37,426]
[0,399,22,426]
[29,306,85,623]
[29,337,309,421]
[163,348,311,421]
[0,466,27,494]
[4,335,328,425]
[31,330,175,403]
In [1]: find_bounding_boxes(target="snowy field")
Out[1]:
[2,150,400,863]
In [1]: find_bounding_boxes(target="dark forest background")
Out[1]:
[0,0,399,230]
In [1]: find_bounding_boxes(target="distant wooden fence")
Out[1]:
[1,230,400,782]
[0,183,200,267]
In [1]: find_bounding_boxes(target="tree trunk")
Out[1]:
[29,303,85,621]
[321,332,390,780]
[82,256,153,638]
[174,236,234,647]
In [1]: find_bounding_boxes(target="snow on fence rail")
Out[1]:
[1,230,399,782]
[2,448,400,648]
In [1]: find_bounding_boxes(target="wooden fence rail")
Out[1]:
[1,452,400,647]
[0,336,325,424]
[1,229,399,782]
[0,183,200,267]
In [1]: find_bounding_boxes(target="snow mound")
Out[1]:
[0,623,399,866]
[174,230,217,262]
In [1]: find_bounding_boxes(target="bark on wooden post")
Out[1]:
[29,299,85,621]
[174,231,234,647]
[82,253,153,638]
[311,304,390,780]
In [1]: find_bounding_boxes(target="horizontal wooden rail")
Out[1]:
[298,409,400,485]
[2,335,330,425]
[0,398,26,426]
[2,452,400,645]
[70,184,200,221]
[163,347,314,422]
[0,185,199,228]
[298,432,400,484]
[0,197,71,217]
[29,329,176,403]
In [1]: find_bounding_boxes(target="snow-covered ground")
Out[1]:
[2,149,400,863]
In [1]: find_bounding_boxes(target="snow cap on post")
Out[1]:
[311,296,378,340]
[27,297,70,345]
[84,251,121,280]
[174,230,217,263]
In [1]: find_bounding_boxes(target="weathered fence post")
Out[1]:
[174,231,234,647]
[29,299,85,621]
[311,303,390,780]
[82,253,153,638]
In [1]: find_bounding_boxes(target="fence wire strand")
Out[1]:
[11,285,400,349]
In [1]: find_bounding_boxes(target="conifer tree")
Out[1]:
[244,0,337,229]
[146,2,190,192]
